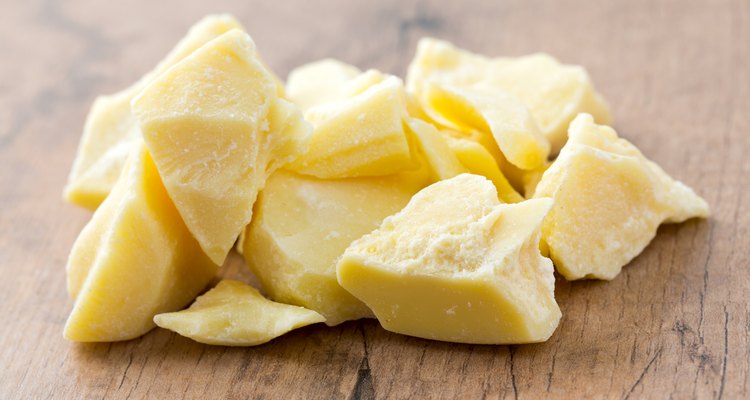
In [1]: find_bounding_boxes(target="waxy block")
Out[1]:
[288,76,414,178]
[337,174,561,344]
[422,83,550,170]
[132,30,310,265]
[64,144,217,342]
[534,114,709,280]
[64,15,245,210]
[406,38,611,153]
[243,169,427,325]
[154,280,325,346]
[286,59,362,111]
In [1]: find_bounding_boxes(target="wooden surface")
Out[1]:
[0,0,747,398]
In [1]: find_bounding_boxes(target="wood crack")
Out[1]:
[719,307,729,399]
[509,346,519,400]
[118,353,133,390]
[350,323,375,400]
[622,349,661,400]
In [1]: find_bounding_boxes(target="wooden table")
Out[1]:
[1,0,747,398]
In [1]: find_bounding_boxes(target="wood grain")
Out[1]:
[0,0,747,398]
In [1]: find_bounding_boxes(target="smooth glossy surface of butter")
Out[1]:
[442,134,523,203]
[64,15,244,210]
[288,76,415,178]
[154,280,325,346]
[423,83,550,170]
[406,118,466,182]
[521,163,550,198]
[132,30,310,265]
[406,38,611,153]
[244,169,427,325]
[337,174,561,344]
[64,144,218,342]
[534,114,709,280]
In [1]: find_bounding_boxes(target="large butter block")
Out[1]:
[288,76,415,178]
[132,30,310,265]
[243,169,427,325]
[534,114,709,280]
[337,174,561,344]
[154,280,325,346]
[406,38,611,153]
[64,144,218,342]
[422,83,550,170]
[64,15,245,210]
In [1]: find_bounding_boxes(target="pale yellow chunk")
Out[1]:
[406,38,611,153]
[406,118,466,182]
[442,134,523,203]
[485,54,612,153]
[132,30,310,265]
[337,174,561,344]
[534,114,709,280]
[244,169,427,325]
[154,280,325,346]
[286,59,361,111]
[64,15,245,210]
[64,144,218,342]
[405,37,510,96]
[521,163,551,198]
[423,83,550,170]
[287,76,415,178]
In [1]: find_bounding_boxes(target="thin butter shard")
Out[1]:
[64,143,218,342]
[422,83,550,170]
[442,134,523,203]
[406,118,467,182]
[534,114,709,280]
[132,30,310,265]
[337,174,561,344]
[154,280,325,346]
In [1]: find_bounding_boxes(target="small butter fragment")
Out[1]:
[405,37,510,97]
[521,163,550,198]
[286,59,361,111]
[442,134,523,203]
[154,280,325,346]
[406,38,611,153]
[64,144,218,342]
[406,118,467,182]
[288,76,415,178]
[244,169,427,325]
[534,114,709,280]
[484,54,611,152]
[132,30,310,265]
[337,174,561,344]
[64,14,245,210]
[422,83,550,170]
